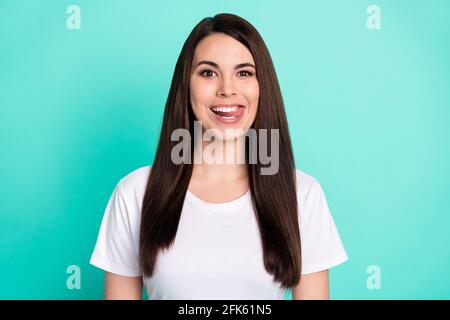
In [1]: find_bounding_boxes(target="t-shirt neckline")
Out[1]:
[186,188,251,208]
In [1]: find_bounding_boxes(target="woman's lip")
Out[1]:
[210,106,245,117]
[210,103,245,107]
[210,106,245,124]
[210,104,245,110]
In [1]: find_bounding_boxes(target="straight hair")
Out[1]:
[140,13,301,289]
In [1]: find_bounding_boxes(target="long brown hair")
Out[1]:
[140,13,301,289]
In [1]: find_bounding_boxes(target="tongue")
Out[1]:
[214,108,243,117]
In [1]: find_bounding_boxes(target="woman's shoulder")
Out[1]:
[294,168,333,221]
[294,168,320,194]
[115,165,152,201]
[294,168,332,211]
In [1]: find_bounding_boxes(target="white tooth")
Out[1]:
[212,105,239,112]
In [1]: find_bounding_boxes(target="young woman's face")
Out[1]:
[189,33,259,140]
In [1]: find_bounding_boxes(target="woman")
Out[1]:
[90,13,348,300]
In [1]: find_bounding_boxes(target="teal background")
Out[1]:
[1,0,449,299]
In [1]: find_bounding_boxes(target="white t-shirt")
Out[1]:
[90,165,348,299]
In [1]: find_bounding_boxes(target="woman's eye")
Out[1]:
[238,70,254,77]
[199,70,217,78]
[199,69,254,78]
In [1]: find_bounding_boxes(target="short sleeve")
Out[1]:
[299,178,348,275]
[89,180,142,277]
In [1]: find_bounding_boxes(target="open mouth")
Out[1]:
[209,104,245,123]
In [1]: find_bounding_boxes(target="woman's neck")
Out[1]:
[192,134,248,183]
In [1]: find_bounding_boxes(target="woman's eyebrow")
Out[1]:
[194,60,256,70]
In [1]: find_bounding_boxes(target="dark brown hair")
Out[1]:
[140,13,301,289]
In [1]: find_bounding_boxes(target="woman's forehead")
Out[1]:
[193,33,255,66]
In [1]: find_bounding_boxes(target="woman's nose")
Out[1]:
[217,76,237,97]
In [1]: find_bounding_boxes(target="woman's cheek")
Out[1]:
[245,82,260,106]
[193,81,216,103]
